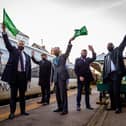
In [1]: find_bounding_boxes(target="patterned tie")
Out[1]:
[19,51,24,71]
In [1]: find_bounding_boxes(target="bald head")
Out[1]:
[107,42,114,52]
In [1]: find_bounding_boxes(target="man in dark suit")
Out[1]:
[52,37,75,115]
[74,45,96,111]
[103,36,126,113]
[31,52,52,105]
[1,24,31,119]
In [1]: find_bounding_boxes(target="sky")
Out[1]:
[0,0,126,62]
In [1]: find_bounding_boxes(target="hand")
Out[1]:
[31,51,35,56]
[88,45,94,52]
[2,23,6,32]
[79,76,85,82]
[69,36,75,44]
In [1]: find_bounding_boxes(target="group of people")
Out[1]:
[1,23,126,120]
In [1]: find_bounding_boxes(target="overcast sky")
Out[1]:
[0,0,126,62]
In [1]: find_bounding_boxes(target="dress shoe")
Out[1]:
[86,107,94,110]
[60,111,68,115]
[21,112,29,116]
[43,102,49,106]
[77,106,81,111]
[53,108,62,112]
[115,109,121,114]
[106,107,115,111]
[37,101,43,104]
[8,113,15,120]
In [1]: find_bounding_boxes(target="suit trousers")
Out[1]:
[108,72,121,110]
[77,79,91,108]
[40,82,50,104]
[10,72,27,114]
[55,79,68,112]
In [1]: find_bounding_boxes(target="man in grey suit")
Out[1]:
[52,37,75,115]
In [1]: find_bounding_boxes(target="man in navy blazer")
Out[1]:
[1,24,31,119]
[74,45,96,111]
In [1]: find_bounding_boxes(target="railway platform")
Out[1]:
[1,87,126,126]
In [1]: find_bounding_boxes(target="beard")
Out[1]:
[108,47,113,52]
[18,46,24,51]
[81,55,86,58]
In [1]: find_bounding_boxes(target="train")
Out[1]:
[0,25,77,104]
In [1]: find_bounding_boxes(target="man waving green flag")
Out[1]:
[3,8,19,36]
[74,26,88,38]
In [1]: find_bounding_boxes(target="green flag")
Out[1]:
[3,8,19,36]
[74,26,88,38]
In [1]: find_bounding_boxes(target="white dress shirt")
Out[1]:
[18,51,26,72]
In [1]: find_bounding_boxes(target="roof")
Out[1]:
[96,53,106,61]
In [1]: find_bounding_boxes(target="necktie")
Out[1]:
[53,57,59,66]
[19,51,24,71]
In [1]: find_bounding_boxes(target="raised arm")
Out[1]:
[2,23,14,52]
[88,45,96,63]
[64,36,75,58]
[118,35,126,52]
[31,51,40,65]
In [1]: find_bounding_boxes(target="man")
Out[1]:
[31,52,52,105]
[52,37,75,115]
[1,23,31,119]
[103,36,126,113]
[74,46,96,111]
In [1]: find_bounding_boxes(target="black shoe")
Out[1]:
[115,109,121,114]
[8,113,15,120]
[106,107,115,111]
[21,112,29,116]
[87,107,94,110]
[43,102,49,106]
[60,111,68,115]
[77,106,81,111]
[53,108,62,112]
[37,101,44,104]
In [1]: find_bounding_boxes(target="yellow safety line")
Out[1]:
[0,89,76,121]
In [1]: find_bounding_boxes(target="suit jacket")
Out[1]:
[103,36,126,81]
[52,43,72,83]
[32,56,52,85]
[1,33,31,85]
[74,52,96,82]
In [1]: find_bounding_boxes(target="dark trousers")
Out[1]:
[41,83,50,104]
[109,72,121,110]
[77,79,90,108]
[55,80,68,112]
[10,72,27,114]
